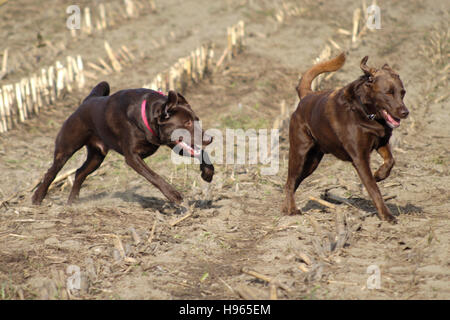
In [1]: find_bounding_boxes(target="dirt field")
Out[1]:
[0,0,449,300]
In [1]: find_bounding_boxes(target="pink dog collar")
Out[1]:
[141,91,166,137]
[141,100,156,137]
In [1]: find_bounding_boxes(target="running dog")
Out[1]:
[32,81,214,206]
[283,53,409,223]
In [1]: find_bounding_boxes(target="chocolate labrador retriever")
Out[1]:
[32,81,214,206]
[283,53,409,223]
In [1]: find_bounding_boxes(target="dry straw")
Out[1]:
[143,20,245,92]
[0,55,85,133]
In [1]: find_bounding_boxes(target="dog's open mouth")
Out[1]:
[381,109,400,128]
[176,140,202,157]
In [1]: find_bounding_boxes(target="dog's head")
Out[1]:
[155,91,213,149]
[357,56,409,128]
[154,91,214,181]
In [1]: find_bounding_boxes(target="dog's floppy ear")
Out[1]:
[360,56,376,77]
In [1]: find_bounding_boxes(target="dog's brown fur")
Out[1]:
[32,81,214,206]
[283,53,409,223]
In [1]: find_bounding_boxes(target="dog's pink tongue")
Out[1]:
[382,110,400,127]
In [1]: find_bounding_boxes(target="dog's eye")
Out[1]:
[400,89,406,98]
[387,88,395,95]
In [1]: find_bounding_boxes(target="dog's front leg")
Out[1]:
[351,154,397,224]
[124,153,183,204]
[374,144,395,182]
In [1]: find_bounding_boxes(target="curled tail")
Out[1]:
[83,81,110,102]
[296,52,346,99]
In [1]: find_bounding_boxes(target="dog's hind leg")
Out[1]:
[283,126,321,215]
[32,145,77,205]
[374,144,395,182]
[32,118,89,205]
[293,146,324,191]
[283,146,323,215]
[67,144,107,204]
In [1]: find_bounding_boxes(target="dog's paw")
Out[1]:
[168,190,183,204]
[374,170,387,182]
[66,198,77,206]
[374,165,393,182]
[282,204,302,216]
[31,193,43,206]
[288,208,302,216]
[383,214,398,224]
[67,193,80,205]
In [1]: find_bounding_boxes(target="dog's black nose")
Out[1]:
[400,108,409,118]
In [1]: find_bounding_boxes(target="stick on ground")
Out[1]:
[170,206,194,227]
[297,251,312,265]
[113,235,126,258]
[241,267,291,293]
[215,48,229,69]
[219,277,239,297]
[309,196,336,209]
[47,168,77,191]
[269,283,278,300]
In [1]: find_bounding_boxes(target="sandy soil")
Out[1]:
[0,0,449,299]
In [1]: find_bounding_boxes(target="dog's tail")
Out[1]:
[296,52,346,99]
[83,81,110,102]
